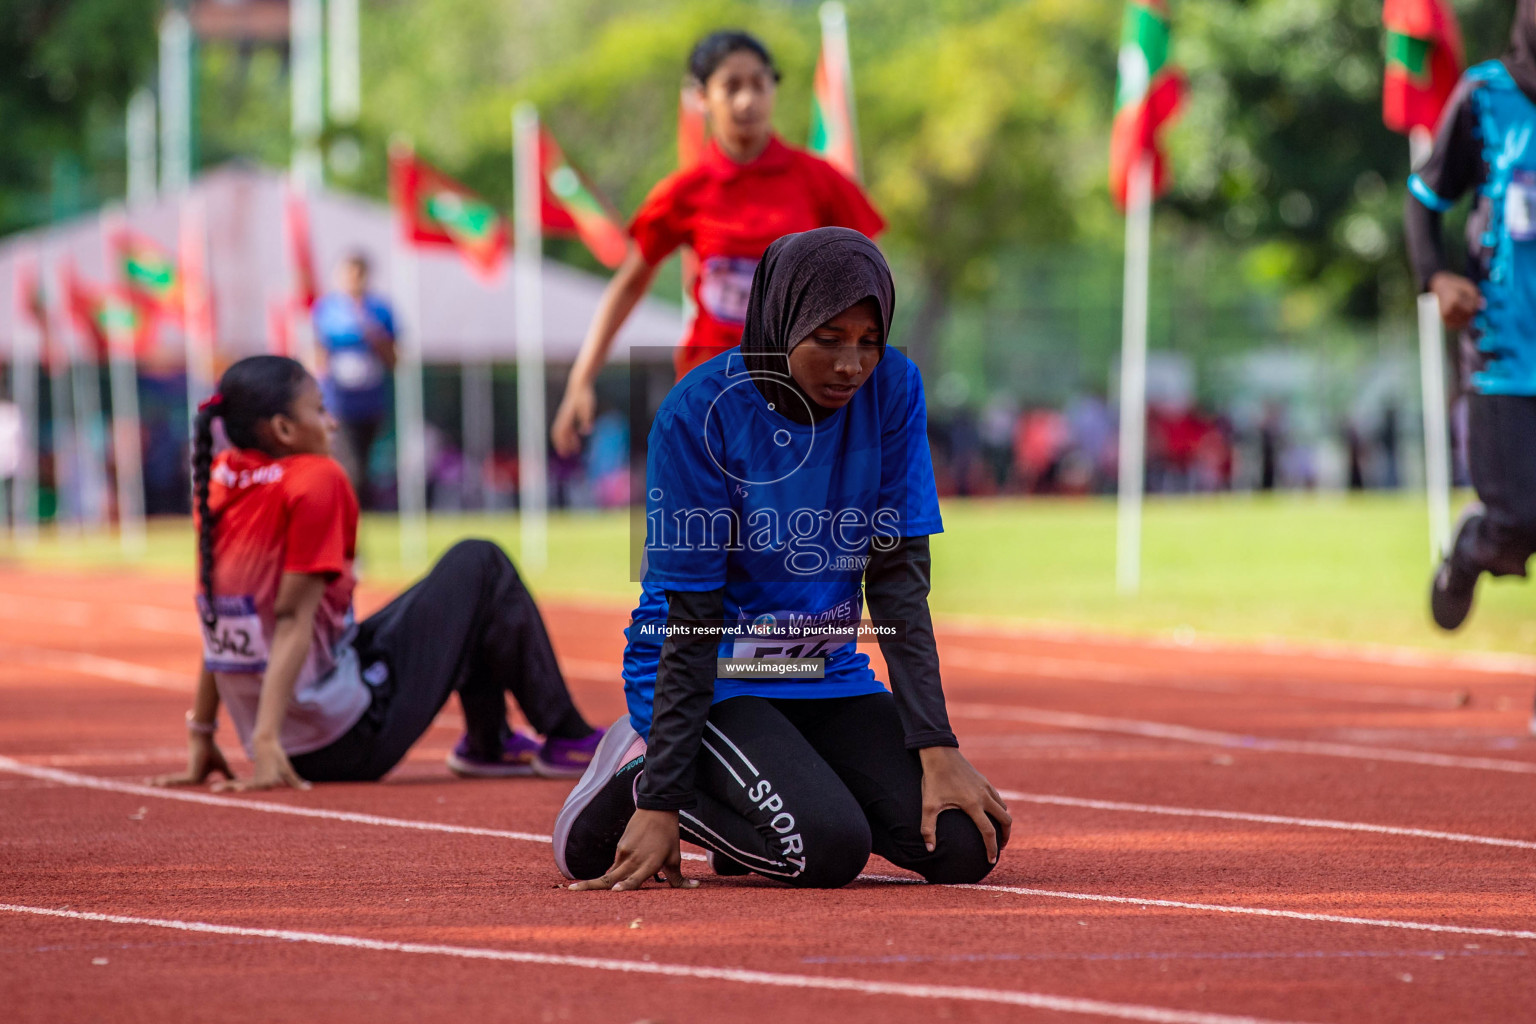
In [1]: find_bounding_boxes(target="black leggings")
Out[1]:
[290,540,589,782]
[1457,393,1536,577]
[676,693,999,888]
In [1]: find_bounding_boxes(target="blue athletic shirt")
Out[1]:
[622,346,943,739]
[313,292,396,420]
[1407,61,1536,395]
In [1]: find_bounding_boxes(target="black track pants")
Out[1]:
[291,539,588,781]
[1457,394,1536,577]
[675,693,1000,889]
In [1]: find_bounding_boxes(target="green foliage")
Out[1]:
[0,0,159,232]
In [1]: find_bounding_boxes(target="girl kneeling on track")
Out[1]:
[155,355,603,792]
[555,228,1011,890]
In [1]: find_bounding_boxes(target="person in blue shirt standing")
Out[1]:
[1408,1,1536,651]
[552,228,1010,890]
[312,253,396,509]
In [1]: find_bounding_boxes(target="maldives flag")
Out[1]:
[389,149,510,279]
[283,187,320,312]
[538,128,630,269]
[62,263,148,360]
[809,8,861,181]
[1383,0,1464,135]
[111,230,181,324]
[679,87,707,169]
[1109,0,1187,211]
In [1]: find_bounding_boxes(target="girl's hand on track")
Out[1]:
[212,738,311,793]
[569,809,698,892]
[152,734,234,788]
[551,382,596,458]
[1429,272,1483,331]
[917,746,1012,864]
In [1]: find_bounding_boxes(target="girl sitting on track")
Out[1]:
[154,355,603,792]
[551,28,885,455]
[554,228,1011,890]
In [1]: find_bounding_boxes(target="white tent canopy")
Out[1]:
[0,163,683,364]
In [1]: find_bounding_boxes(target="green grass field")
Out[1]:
[5,493,1533,656]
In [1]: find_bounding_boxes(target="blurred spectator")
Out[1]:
[313,252,396,508]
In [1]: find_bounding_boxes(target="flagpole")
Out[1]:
[66,269,109,534]
[391,148,429,570]
[818,1,861,180]
[290,0,325,191]
[513,103,548,573]
[43,254,79,536]
[101,209,147,557]
[11,258,40,547]
[1116,152,1154,595]
[1409,125,1451,563]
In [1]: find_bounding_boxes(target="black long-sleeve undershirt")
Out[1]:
[1404,78,1485,291]
[634,534,954,812]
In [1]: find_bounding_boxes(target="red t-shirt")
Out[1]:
[197,449,367,756]
[629,135,886,377]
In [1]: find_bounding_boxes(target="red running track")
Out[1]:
[1,567,1534,1023]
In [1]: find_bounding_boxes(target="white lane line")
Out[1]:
[0,645,190,692]
[0,592,187,634]
[943,648,1469,709]
[0,757,553,845]
[856,878,1536,943]
[996,790,1536,852]
[951,703,1536,776]
[0,903,1311,1024]
[5,757,1533,942]
[936,617,1536,678]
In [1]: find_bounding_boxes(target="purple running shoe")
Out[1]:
[445,730,541,778]
[535,726,607,779]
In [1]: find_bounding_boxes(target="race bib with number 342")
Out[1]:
[197,595,270,674]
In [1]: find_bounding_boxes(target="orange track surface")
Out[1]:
[2,567,1534,1023]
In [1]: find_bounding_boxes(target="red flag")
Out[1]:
[1109,0,1187,211]
[283,187,320,311]
[11,256,50,368]
[679,87,707,169]
[1383,0,1464,135]
[267,297,292,357]
[61,262,111,362]
[538,128,630,269]
[389,148,510,280]
[109,229,182,326]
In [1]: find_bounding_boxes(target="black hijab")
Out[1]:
[738,227,895,426]
[1504,0,1536,106]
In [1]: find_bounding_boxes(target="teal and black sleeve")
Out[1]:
[1405,80,1483,290]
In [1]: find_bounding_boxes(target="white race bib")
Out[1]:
[197,595,270,674]
[730,598,860,661]
[1506,171,1536,242]
[329,349,384,390]
[698,256,758,326]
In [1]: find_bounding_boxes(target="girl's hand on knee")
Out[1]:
[569,809,698,892]
[213,737,311,793]
[918,746,1012,864]
[152,734,234,788]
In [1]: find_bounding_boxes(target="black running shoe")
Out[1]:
[1431,509,1485,632]
[552,716,646,881]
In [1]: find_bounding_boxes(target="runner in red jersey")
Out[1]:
[154,356,604,791]
[551,30,885,456]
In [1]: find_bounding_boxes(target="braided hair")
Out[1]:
[193,355,310,630]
